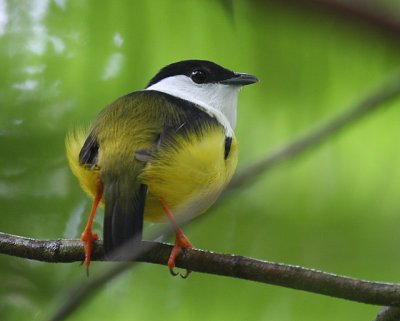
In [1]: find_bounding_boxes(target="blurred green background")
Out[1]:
[1,0,400,320]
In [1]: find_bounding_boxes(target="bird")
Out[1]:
[65,59,258,277]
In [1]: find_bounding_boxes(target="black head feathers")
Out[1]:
[147,60,236,87]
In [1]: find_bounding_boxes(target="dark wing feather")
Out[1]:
[79,133,99,167]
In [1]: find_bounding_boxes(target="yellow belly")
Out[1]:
[141,129,238,222]
[66,126,238,222]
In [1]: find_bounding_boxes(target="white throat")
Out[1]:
[146,75,240,137]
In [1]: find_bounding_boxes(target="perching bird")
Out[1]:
[66,60,258,277]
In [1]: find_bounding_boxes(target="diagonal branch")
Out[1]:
[2,232,400,308]
[229,70,400,191]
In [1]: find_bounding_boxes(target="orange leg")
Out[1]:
[81,181,103,276]
[160,198,193,278]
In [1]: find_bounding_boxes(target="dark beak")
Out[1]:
[220,73,259,86]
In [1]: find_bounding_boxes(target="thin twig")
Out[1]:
[2,232,400,309]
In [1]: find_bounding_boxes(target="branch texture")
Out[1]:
[2,232,400,308]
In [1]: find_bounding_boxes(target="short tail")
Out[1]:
[103,180,147,254]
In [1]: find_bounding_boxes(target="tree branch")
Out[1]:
[229,70,400,190]
[3,71,400,320]
[374,307,400,321]
[2,232,400,308]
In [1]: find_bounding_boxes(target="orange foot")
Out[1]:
[168,230,193,279]
[80,181,103,276]
[81,228,99,276]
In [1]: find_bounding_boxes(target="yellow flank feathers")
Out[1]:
[65,127,103,205]
[66,124,238,223]
[141,127,238,222]
[65,94,239,224]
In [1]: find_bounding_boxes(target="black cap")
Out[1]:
[147,60,258,87]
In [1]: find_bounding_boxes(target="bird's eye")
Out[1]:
[190,70,207,84]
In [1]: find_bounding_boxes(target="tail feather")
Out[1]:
[103,180,147,255]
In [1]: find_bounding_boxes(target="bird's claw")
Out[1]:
[160,198,193,278]
[79,258,90,277]
[169,267,191,278]
[180,269,191,279]
[81,228,99,276]
[169,267,179,277]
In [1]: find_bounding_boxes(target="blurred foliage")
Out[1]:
[1,0,400,320]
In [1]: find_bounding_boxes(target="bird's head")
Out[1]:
[146,60,258,133]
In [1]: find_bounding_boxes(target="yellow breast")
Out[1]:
[140,128,238,222]
[66,125,238,222]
